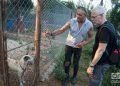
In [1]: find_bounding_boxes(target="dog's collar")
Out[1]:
[19,63,28,79]
[19,63,28,71]
[20,64,25,71]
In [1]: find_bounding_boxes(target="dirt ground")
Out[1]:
[0,34,89,86]
[39,67,89,86]
[39,78,61,86]
[39,74,88,86]
[8,70,61,86]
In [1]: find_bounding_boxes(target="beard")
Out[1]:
[77,18,85,23]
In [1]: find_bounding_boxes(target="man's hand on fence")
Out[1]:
[43,30,55,39]
[44,31,52,37]
[43,29,51,37]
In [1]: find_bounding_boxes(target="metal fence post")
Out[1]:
[33,0,43,85]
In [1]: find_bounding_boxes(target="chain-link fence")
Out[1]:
[6,0,35,86]
[40,0,72,82]
[0,0,73,86]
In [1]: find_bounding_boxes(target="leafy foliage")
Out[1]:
[54,46,66,80]
[109,3,120,29]
[102,66,120,86]
[8,0,33,10]
[54,40,94,82]
[111,0,120,4]
[61,1,75,10]
[8,0,33,16]
[44,0,57,10]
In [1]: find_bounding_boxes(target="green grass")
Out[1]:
[53,46,66,80]
[53,41,94,84]
[102,66,120,86]
[53,40,120,85]
[53,31,120,85]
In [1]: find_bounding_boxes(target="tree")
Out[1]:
[44,0,58,10]
[61,1,75,10]
[108,0,120,29]
[100,0,103,6]
[7,0,33,32]
[8,0,33,17]
[111,0,120,4]
[76,0,86,8]
[61,1,76,18]
[109,3,120,29]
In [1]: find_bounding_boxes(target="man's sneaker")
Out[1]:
[61,77,69,86]
[70,77,77,85]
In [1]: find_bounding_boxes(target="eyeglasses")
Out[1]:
[91,13,104,19]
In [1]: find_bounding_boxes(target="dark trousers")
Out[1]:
[64,45,82,78]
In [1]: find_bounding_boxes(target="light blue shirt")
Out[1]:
[66,18,93,48]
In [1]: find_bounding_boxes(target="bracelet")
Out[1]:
[50,32,53,36]
[50,32,55,38]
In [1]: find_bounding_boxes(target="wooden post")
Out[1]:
[33,0,43,86]
[100,0,103,6]
[0,0,9,86]
[0,29,4,86]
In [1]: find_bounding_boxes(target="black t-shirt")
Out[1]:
[92,21,115,65]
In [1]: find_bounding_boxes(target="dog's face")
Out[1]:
[23,55,34,65]
[19,55,34,69]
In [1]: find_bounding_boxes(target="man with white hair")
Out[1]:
[87,6,116,86]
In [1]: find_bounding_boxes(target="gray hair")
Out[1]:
[91,6,106,16]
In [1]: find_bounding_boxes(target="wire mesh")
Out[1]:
[7,0,35,86]
[7,0,35,57]
[41,0,72,59]
[40,0,72,81]
[5,0,73,85]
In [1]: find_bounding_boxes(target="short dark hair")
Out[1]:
[77,6,87,15]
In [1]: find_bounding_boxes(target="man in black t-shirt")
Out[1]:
[87,6,115,86]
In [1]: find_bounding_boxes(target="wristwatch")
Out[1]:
[89,63,94,68]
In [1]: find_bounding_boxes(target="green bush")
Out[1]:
[53,46,66,80]
[102,66,120,86]
[53,37,120,86]
[53,41,94,81]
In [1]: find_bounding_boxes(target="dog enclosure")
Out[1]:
[0,0,72,86]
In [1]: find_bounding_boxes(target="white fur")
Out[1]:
[7,55,34,86]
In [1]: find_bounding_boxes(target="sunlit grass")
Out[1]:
[53,30,120,85]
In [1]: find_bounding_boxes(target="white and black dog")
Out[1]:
[7,55,34,86]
